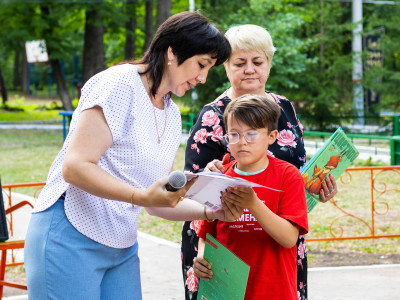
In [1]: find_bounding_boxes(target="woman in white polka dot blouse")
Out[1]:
[24,11,242,300]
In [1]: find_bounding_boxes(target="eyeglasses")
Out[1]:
[223,131,267,144]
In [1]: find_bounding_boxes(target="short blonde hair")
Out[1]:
[225,24,276,63]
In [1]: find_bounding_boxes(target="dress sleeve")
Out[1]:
[79,66,135,143]
[196,220,217,240]
[268,93,307,170]
[184,105,226,172]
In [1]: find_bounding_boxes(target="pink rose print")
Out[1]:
[191,143,200,154]
[192,164,199,171]
[190,220,201,232]
[267,150,275,157]
[277,129,297,148]
[193,128,208,144]
[202,110,220,127]
[287,122,292,128]
[215,100,224,106]
[299,121,304,134]
[298,240,306,259]
[210,125,223,142]
[186,267,199,292]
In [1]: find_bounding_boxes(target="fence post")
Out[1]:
[393,115,400,136]
[390,136,400,165]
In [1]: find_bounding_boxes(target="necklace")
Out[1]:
[146,74,167,144]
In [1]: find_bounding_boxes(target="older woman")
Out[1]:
[182,24,338,300]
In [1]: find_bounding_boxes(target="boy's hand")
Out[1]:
[210,198,243,222]
[204,159,224,173]
[193,256,213,281]
[223,186,259,211]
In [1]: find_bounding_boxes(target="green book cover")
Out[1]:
[301,127,360,213]
[198,234,250,300]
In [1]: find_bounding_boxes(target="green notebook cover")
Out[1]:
[198,234,250,300]
[301,127,360,213]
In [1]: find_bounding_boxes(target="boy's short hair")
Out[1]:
[223,94,280,131]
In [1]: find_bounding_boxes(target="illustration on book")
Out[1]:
[301,127,359,212]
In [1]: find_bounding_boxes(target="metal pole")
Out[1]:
[352,0,364,125]
[189,0,195,11]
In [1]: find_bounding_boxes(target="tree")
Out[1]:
[362,2,400,113]
[156,0,171,29]
[13,50,22,90]
[82,8,105,85]
[40,5,74,111]
[143,0,154,53]
[125,0,137,60]
[0,63,7,105]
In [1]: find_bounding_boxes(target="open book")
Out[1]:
[301,127,359,212]
[185,172,281,210]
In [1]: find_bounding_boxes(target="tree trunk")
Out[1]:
[40,5,73,110]
[51,59,74,111]
[0,63,8,106]
[143,0,153,53]
[156,0,171,29]
[125,1,137,60]
[22,49,29,95]
[82,9,105,85]
[13,49,22,91]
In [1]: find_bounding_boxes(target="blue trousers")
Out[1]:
[24,199,142,300]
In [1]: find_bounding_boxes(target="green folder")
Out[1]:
[198,234,250,300]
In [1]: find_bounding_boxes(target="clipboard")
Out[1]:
[198,234,250,300]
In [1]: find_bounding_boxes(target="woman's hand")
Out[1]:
[319,174,338,203]
[139,176,197,208]
[193,256,213,281]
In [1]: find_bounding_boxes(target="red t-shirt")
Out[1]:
[197,156,308,300]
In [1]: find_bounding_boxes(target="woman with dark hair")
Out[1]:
[24,11,240,299]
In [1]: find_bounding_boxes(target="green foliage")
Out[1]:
[1,0,399,122]
[0,95,62,122]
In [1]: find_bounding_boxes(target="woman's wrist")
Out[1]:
[204,206,216,222]
[130,188,144,207]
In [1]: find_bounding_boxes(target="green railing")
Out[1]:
[181,113,196,134]
[59,111,197,137]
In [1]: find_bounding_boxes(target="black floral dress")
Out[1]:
[182,90,308,300]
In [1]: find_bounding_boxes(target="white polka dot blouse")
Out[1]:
[33,64,182,248]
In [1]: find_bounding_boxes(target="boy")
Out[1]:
[194,94,308,300]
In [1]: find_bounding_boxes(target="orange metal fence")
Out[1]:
[1,182,45,266]
[2,170,400,245]
[307,166,400,242]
